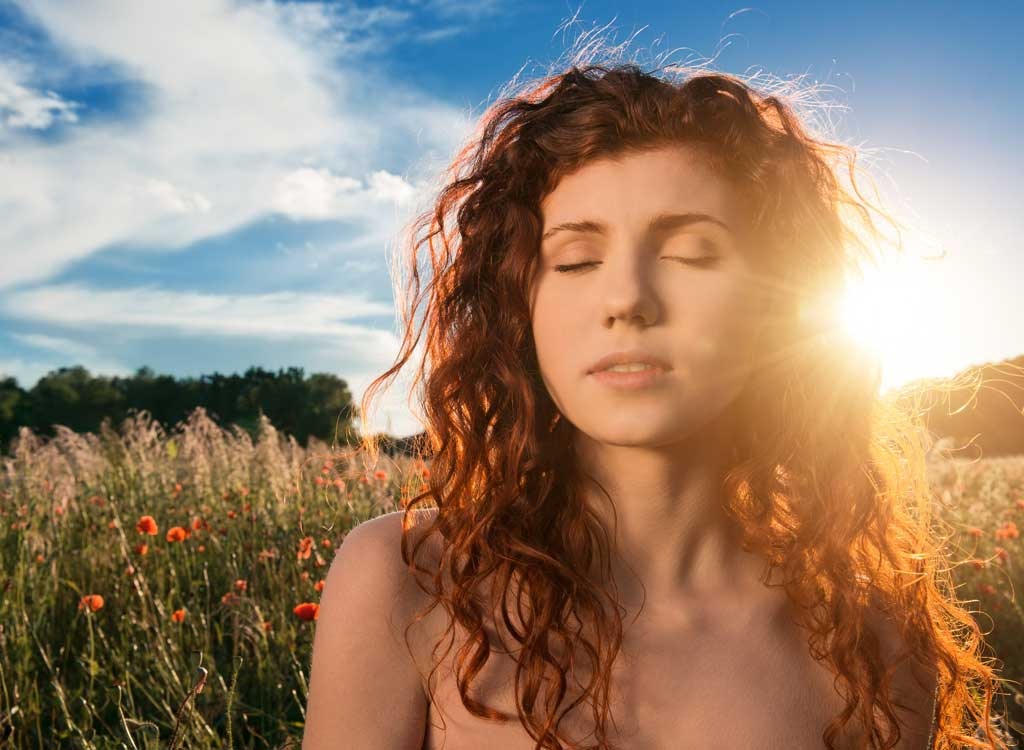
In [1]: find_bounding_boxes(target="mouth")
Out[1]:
[589,365,669,389]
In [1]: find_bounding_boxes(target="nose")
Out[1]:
[600,253,660,328]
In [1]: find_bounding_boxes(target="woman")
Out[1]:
[303,52,1012,750]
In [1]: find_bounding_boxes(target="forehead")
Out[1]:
[540,144,743,233]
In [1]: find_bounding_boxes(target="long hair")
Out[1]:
[353,46,1012,750]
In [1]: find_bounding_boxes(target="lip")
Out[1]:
[586,349,672,375]
[590,367,669,390]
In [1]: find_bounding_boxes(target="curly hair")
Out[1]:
[353,44,1014,750]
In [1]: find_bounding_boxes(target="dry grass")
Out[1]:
[0,409,1019,747]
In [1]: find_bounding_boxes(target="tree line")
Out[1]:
[1,353,1022,459]
[0,365,361,454]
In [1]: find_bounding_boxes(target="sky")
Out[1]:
[0,0,1020,439]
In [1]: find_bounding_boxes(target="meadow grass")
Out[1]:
[0,408,1020,747]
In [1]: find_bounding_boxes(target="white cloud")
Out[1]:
[0,0,475,289]
[10,331,101,361]
[0,59,80,130]
[1,283,398,340]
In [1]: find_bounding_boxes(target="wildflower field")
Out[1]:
[0,408,1021,747]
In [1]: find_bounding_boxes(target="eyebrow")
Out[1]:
[541,211,733,243]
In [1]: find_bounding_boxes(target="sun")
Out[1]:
[837,255,948,394]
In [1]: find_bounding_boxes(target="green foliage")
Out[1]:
[0,365,361,455]
[0,408,427,748]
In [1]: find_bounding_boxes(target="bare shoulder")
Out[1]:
[302,508,440,749]
[343,507,442,618]
[864,590,939,748]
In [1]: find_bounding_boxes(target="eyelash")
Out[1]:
[553,257,721,274]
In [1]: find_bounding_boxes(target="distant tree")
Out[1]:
[27,366,126,438]
[0,376,28,451]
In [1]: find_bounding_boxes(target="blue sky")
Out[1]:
[0,0,1020,438]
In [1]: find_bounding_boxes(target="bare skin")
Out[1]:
[390,508,935,750]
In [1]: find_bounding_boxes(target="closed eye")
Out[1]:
[553,257,720,273]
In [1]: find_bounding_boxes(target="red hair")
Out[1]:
[354,48,1012,750]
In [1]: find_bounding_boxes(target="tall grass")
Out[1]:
[0,409,1020,747]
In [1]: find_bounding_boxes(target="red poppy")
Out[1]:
[221,592,240,606]
[134,543,149,556]
[78,594,104,612]
[314,579,325,592]
[227,510,237,520]
[166,526,189,543]
[293,602,319,621]
[171,608,186,623]
[968,527,984,538]
[373,469,388,481]
[234,579,247,592]
[262,620,273,632]
[297,536,314,561]
[136,515,158,535]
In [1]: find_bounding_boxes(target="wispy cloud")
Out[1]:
[0,0,474,290]
[2,333,134,388]
[0,58,80,129]
[1,283,397,340]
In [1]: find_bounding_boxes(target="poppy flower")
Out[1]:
[136,515,158,535]
[979,583,997,596]
[234,579,247,592]
[321,538,332,549]
[166,526,189,543]
[995,521,1019,540]
[197,545,206,553]
[373,469,388,481]
[314,579,325,592]
[221,592,240,606]
[171,608,186,623]
[262,620,273,632]
[293,602,319,621]
[79,594,104,612]
[134,543,149,556]
[995,547,1009,563]
[297,536,314,561]
[968,527,984,539]
[227,510,237,520]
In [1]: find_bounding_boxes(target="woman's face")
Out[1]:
[528,144,770,447]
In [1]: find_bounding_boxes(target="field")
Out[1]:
[1,408,1021,748]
